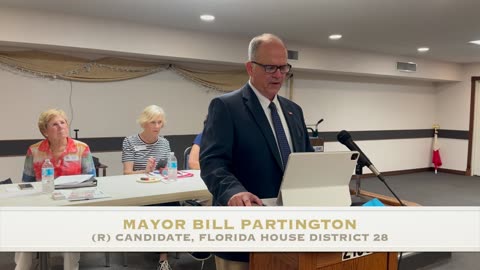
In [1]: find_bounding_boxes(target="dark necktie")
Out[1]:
[269,102,291,169]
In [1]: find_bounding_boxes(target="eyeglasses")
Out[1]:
[251,61,292,74]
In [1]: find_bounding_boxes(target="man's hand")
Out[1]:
[228,192,263,206]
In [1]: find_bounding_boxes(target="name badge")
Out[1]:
[64,155,79,162]
[134,145,147,151]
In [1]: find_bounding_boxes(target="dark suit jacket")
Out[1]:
[200,83,313,262]
[201,83,313,205]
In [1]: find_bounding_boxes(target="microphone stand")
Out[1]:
[307,119,323,138]
[375,173,405,206]
[353,160,405,206]
[354,163,363,196]
[351,160,367,206]
[307,127,316,137]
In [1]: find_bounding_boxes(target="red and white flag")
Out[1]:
[432,131,442,174]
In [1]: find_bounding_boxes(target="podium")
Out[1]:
[309,137,324,152]
[250,252,398,270]
[250,191,419,270]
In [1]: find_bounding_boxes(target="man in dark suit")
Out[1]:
[200,33,314,270]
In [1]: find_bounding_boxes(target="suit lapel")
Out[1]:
[278,97,302,152]
[242,85,283,170]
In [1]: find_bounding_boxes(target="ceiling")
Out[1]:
[1,0,480,63]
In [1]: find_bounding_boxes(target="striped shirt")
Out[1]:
[122,134,171,171]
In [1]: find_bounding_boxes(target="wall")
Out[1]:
[434,64,480,172]
[293,72,436,173]
[0,68,220,181]
[1,65,440,182]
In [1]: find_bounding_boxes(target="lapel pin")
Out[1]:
[288,111,293,115]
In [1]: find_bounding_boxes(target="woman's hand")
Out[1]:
[145,157,156,173]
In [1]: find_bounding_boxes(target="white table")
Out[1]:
[0,170,211,206]
[0,171,211,269]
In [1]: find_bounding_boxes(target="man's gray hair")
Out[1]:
[248,33,285,61]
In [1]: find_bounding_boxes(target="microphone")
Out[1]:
[308,118,324,137]
[315,118,324,128]
[337,130,380,176]
[337,130,405,206]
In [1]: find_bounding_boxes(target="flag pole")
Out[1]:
[432,124,441,174]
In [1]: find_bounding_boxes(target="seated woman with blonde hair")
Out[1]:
[18,108,95,270]
[122,105,173,270]
[122,105,171,175]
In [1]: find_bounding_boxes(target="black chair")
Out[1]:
[73,130,107,177]
[93,156,108,177]
[184,146,192,170]
[182,145,201,207]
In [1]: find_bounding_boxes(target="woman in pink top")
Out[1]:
[22,109,95,182]
[16,108,95,270]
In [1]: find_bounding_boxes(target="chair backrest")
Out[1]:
[184,146,192,170]
[0,178,13,185]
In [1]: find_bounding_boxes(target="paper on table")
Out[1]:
[57,188,110,201]
[150,171,194,179]
[6,186,21,192]
[54,174,93,185]
[0,187,42,198]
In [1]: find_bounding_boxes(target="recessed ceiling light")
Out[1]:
[329,34,342,40]
[417,47,430,52]
[468,40,480,45]
[200,14,215,22]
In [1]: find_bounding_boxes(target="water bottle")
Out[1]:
[167,152,177,181]
[41,159,55,193]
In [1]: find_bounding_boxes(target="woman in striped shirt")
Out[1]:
[121,105,172,270]
[122,105,171,175]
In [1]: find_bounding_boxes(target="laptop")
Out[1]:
[262,151,359,206]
